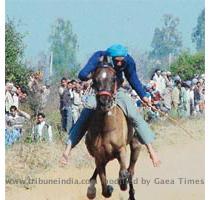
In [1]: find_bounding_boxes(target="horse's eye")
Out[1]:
[93,79,101,88]
[92,79,97,87]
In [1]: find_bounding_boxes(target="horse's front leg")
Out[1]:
[128,136,141,200]
[87,168,97,199]
[96,161,113,198]
[117,147,129,191]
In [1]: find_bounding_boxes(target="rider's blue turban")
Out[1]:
[106,44,128,57]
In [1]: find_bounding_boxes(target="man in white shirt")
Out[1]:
[72,82,83,124]
[32,113,53,143]
[5,105,31,146]
[11,86,19,109]
[5,83,14,113]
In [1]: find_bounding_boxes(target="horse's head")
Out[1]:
[93,63,117,112]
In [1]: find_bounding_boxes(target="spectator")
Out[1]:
[59,77,68,130]
[152,69,165,95]
[11,86,19,109]
[130,90,140,107]
[160,71,167,95]
[178,82,188,118]
[5,105,31,146]
[59,77,68,97]
[61,81,74,131]
[20,87,28,102]
[143,83,159,122]
[173,75,181,82]
[165,71,174,87]
[16,86,28,103]
[72,81,83,124]
[161,83,173,112]
[150,81,162,109]
[183,82,191,117]
[32,113,53,143]
[189,84,195,115]
[194,81,202,114]
[5,82,14,113]
[171,80,181,117]
[194,81,205,114]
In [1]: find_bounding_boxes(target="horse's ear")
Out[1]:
[103,55,108,63]
[98,55,114,68]
[103,56,114,68]
[99,56,108,65]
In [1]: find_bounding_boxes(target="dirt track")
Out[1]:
[6,118,205,200]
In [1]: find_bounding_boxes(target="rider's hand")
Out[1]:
[142,96,149,103]
[142,97,153,107]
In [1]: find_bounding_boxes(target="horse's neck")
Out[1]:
[95,107,117,134]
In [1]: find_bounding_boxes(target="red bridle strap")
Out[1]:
[97,80,117,97]
[97,91,112,97]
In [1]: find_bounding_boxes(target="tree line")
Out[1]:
[5,9,205,88]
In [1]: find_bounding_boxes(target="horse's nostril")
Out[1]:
[98,95,113,110]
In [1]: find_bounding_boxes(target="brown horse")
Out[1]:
[85,60,141,199]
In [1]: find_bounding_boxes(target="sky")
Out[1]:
[6,0,204,64]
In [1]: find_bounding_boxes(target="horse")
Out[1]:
[85,60,141,199]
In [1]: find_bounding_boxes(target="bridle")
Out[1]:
[97,82,117,97]
[93,67,117,98]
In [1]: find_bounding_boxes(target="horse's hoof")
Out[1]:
[129,189,135,195]
[87,186,96,199]
[119,170,129,191]
[128,191,136,200]
[120,182,127,191]
[102,185,113,198]
[128,197,136,200]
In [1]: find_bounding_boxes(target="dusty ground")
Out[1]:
[5,117,205,200]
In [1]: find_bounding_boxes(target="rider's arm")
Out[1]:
[124,55,147,99]
[78,51,105,81]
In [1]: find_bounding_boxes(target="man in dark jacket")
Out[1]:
[61,81,74,131]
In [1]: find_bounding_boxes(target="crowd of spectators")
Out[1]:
[128,69,205,122]
[5,71,52,146]
[58,77,87,132]
[5,69,205,146]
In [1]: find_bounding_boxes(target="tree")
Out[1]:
[170,51,204,80]
[149,14,182,68]
[34,51,49,81]
[49,18,79,77]
[192,9,205,52]
[5,18,31,86]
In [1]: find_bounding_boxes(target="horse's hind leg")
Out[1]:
[96,161,113,198]
[117,147,129,191]
[87,168,97,199]
[128,136,141,200]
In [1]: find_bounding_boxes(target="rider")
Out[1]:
[61,44,161,167]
